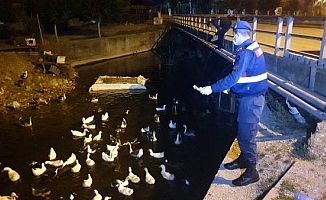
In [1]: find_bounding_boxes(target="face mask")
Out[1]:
[233,32,242,46]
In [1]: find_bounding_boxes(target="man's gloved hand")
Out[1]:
[199,86,212,95]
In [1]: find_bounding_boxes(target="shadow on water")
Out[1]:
[0,51,237,199]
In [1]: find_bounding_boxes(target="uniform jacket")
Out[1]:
[210,39,268,97]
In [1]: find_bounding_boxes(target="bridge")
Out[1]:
[159,14,326,121]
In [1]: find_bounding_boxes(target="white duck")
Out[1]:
[120,118,127,128]
[174,133,182,145]
[71,129,88,137]
[71,160,81,173]
[86,153,95,166]
[32,163,46,176]
[82,115,94,124]
[154,114,160,123]
[141,126,150,133]
[106,144,119,152]
[19,116,32,127]
[87,145,96,154]
[92,189,102,200]
[117,184,134,196]
[93,131,102,142]
[148,149,164,159]
[104,197,112,200]
[63,153,77,167]
[84,134,93,145]
[152,131,158,142]
[156,105,166,111]
[45,160,64,167]
[127,167,140,183]
[109,146,119,158]
[169,120,176,129]
[48,147,57,160]
[144,167,155,185]
[102,152,115,162]
[131,148,143,159]
[160,164,175,181]
[101,112,109,121]
[82,123,96,130]
[183,124,195,137]
[0,192,18,200]
[149,93,158,100]
[1,167,20,182]
[82,174,93,188]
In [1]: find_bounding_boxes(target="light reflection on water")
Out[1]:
[0,52,237,199]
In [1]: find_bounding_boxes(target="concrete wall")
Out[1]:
[44,31,164,67]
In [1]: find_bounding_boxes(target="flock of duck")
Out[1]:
[1,92,194,199]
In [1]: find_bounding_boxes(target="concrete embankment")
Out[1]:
[44,30,165,67]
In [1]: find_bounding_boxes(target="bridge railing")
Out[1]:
[171,15,326,69]
[168,14,326,121]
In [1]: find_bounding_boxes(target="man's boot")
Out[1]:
[224,155,247,170]
[232,163,259,186]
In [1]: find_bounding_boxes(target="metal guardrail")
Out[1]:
[167,15,326,121]
[171,15,326,68]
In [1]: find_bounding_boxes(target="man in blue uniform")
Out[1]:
[207,17,232,49]
[194,20,268,186]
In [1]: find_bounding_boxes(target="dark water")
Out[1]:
[0,51,237,199]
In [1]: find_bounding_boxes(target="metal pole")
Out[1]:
[274,17,283,56]
[283,17,294,58]
[318,18,326,68]
[252,17,257,41]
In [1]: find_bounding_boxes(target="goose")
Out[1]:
[125,110,130,115]
[149,93,158,100]
[45,160,64,167]
[71,129,88,137]
[31,186,51,197]
[92,189,102,200]
[84,134,93,145]
[71,160,81,173]
[19,116,32,127]
[174,133,182,145]
[131,148,143,159]
[183,124,195,137]
[86,153,95,166]
[48,147,57,161]
[1,167,20,182]
[127,167,140,183]
[154,114,160,123]
[0,192,18,200]
[156,105,166,111]
[101,112,109,121]
[102,152,115,162]
[148,149,164,159]
[120,118,127,128]
[82,123,96,130]
[82,115,94,124]
[93,131,102,142]
[160,164,175,181]
[144,167,155,185]
[82,174,93,188]
[169,120,176,129]
[32,162,46,176]
[20,70,28,79]
[63,153,77,167]
[152,131,158,142]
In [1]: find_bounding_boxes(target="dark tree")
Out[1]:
[0,0,14,22]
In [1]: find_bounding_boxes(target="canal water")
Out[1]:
[0,51,237,199]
